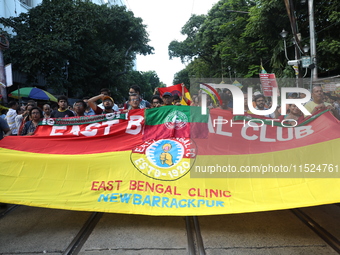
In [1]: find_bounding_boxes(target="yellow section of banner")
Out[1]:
[0,138,339,216]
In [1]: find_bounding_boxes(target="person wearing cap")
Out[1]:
[88,94,116,115]
[162,92,175,106]
[50,96,75,118]
[97,88,119,111]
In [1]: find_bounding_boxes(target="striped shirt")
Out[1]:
[5,108,18,135]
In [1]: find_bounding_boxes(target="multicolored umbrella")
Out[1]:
[8,87,57,102]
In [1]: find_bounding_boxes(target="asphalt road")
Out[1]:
[0,204,339,254]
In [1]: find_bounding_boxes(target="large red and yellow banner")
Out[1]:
[0,106,339,215]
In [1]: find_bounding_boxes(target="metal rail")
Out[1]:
[193,216,205,255]
[185,216,196,255]
[62,212,103,255]
[0,204,19,220]
[291,208,340,254]
[185,216,206,255]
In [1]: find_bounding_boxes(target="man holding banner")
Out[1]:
[305,85,340,119]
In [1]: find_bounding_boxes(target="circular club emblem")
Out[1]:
[44,118,55,125]
[131,138,197,181]
[164,110,188,130]
[172,90,181,96]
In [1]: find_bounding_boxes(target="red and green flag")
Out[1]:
[158,84,191,105]
[143,105,208,140]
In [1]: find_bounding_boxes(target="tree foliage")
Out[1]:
[114,70,164,103]
[168,14,206,63]
[170,0,340,87]
[0,0,154,98]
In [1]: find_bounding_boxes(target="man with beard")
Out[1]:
[97,88,119,111]
[253,94,276,118]
[304,85,340,119]
[88,94,115,114]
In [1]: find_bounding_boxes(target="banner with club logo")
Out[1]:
[0,106,339,215]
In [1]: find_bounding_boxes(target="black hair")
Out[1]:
[100,88,111,95]
[29,106,43,118]
[151,95,163,104]
[75,100,87,108]
[27,99,37,106]
[16,107,23,114]
[254,94,265,102]
[130,85,141,94]
[173,94,181,101]
[57,95,68,103]
[8,101,18,108]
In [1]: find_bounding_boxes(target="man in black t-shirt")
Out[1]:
[50,96,75,118]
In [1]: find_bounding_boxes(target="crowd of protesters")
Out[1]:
[1,84,339,139]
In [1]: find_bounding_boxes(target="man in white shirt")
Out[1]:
[97,88,119,111]
[5,101,18,135]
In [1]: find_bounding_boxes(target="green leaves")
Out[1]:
[1,0,153,98]
[171,0,340,86]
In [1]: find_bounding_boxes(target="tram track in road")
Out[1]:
[0,204,20,220]
[291,207,340,254]
[2,205,340,254]
[185,216,206,255]
[63,212,103,255]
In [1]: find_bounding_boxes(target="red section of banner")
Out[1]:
[194,108,340,155]
[1,108,339,156]
[0,109,145,154]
